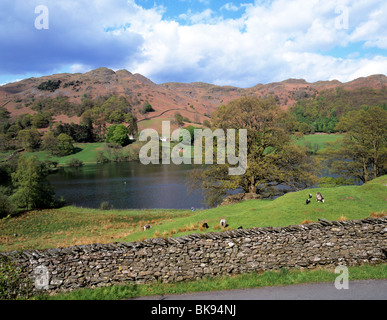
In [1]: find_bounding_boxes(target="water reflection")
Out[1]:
[48,162,205,210]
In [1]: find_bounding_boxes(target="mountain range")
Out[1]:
[1,67,386,129]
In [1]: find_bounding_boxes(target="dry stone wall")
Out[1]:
[2,217,387,293]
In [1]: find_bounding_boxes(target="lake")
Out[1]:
[48,162,206,210]
[47,157,349,210]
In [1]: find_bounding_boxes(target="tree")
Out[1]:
[143,101,155,113]
[188,96,318,207]
[17,129,41,151]
[105,124,130,146]
[174,112,184,127]
[324,106,387,183]
[10,156,55,211]
[57,133,75,156]
[31,113,50,128]
[0,186,15,218]
[125,113,138,137]
[41,131,60,155]
[298,122,310,134]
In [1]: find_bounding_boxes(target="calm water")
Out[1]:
[48,162,206,210]
[47,158,351,210]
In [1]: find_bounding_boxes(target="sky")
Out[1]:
[0,0,387,87]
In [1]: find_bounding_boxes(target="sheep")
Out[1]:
[309,194,312,199]
[316,192,325,203]
[143,224,152,231]
[306,198,311,205]
[202,222,209,229]
[220,219,228,228]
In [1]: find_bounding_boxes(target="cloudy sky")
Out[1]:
[1,0,387,87]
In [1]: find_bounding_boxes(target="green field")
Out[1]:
[22,142,106,165]
[293,133,343,151]
[1,175,386,253]
[20,141,146,165]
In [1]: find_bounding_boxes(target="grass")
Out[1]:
[1,175,386,299]
[36,263,387,300]
[0,207,191,252]
[1,175,386,253]
[122,174,387,243]
[294,133,343,151]
[19,141,147,165]
[23,143,106,165]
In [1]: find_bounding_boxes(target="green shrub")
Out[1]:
[0,193,15,219]
[100,201,110,210]
[37,80,61,92]
[0,256,33,300]
[95,150,110,163]
[66,158,84,168]
[143,101,155,113]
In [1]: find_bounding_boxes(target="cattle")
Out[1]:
[316,192,325,203]
[143,224,152,231]
[306,199,311,205]
[220,219,227,228]
[202,222,209,229]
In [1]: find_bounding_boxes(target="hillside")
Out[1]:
[1,175,386,252]
[1,68,387,130]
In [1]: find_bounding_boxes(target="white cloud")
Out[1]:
[139,0,387,86]
[1,0,387,86]
[221,3,240,12]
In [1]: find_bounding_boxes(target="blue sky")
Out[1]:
[0,0,387,87]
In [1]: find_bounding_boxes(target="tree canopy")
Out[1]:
[105,124,130,146]
[10,156,55,211]
[188,96,319,207]
[323,106,387,183]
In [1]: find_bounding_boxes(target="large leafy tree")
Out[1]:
[41,131,60,156]
[11,156,55,211]
[324,106,387,183]
[57,133,75,156]
[188,96,319,207]
[17,129,41,151]
[105,124,130,146]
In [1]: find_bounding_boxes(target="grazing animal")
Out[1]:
[202,222,209,229]
[306,199,311,205]
[220,219,227,228]
[309,194,312,199]
[143,224,152,231]
[237,226,243,230]
[316,192,325,203]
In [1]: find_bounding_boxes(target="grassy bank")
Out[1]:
[1,175,386,300]
[25,142,106,165]
[1,175,386,253]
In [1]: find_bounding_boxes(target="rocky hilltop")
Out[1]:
[1,68,386,126]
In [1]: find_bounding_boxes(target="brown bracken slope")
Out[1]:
[1,67,386,125]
